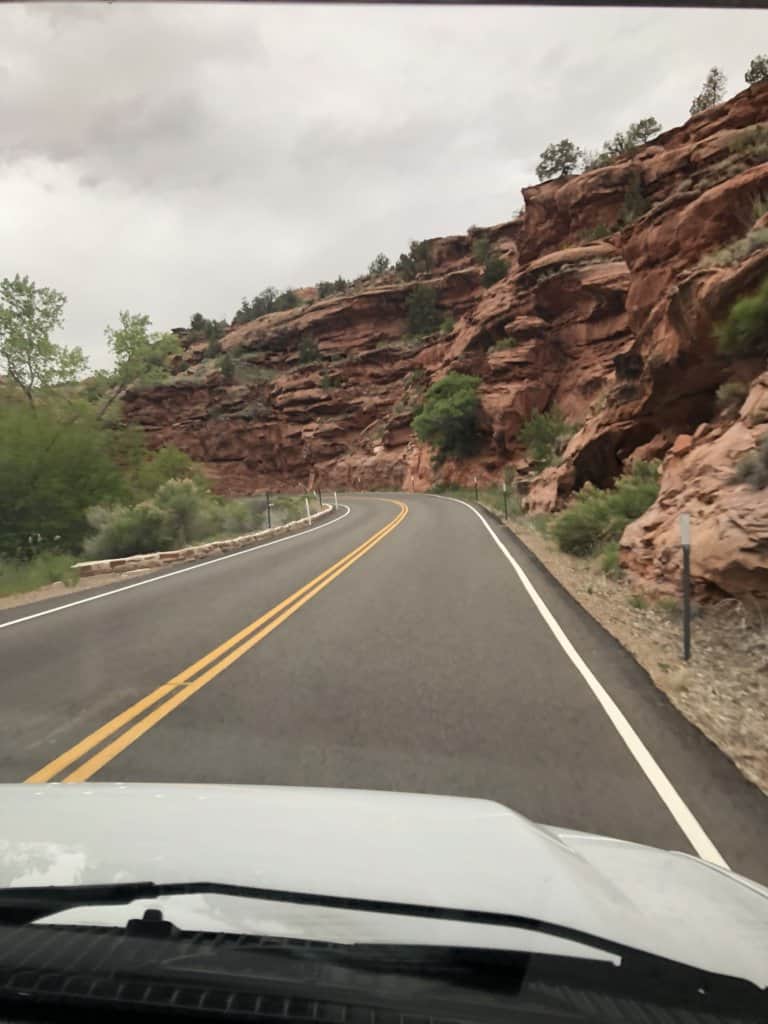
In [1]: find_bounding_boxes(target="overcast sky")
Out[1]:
[0,3,763,368]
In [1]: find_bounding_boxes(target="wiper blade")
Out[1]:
[0,879,729,972]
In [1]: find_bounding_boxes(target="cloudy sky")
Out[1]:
[0,3,763,367]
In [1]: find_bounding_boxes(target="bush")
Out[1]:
[700,227,768,268]
[690,66,727,115]
[298,336,321,363]
[519,408,574,469]
[472,236,491,263]
[715,379,749,412]
[732,435,768,489]
[600,540,623,579]
[406,285,441,336]
[439,315,455,335]
[536,139,583,181]
[396,240,432,281]
[482,254,508,287]
[83,502,178,559]
[715,276,768,357]
[745,54,768,85]
[619,170,651,225]
[368,253,390,276]
[128,445,204,502]
[217,352,235,382]
[582,224,611,242]
[552,461,660,556]
[411,372,481,457]
[0,552,79,598]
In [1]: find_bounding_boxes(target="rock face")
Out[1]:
[124,81,768,598]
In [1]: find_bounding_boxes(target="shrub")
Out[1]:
[519,407,574,468]
[411,372,481,457]
[298,335,321,363]
[729,124,768,160]
[439,315,455,335]
[0,552,79,598]
[715,379,749,412]
[582,224,611,242]
[217,352,235,382]
[406,285,441,336]
[600,540,623,579]
[316,281,334,299]
[552,461,660,556]
[482,254,508,287]
[396,240,433,281]
[368,253,390,276]
[732,435,768,489]
[83,502,177,559]
[715,276,768,357]
[700,227,768,268]
[472,236,491,263]
[536,139,583,181]
[619,170,651,225]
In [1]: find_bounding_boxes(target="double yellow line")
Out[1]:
[26,500,408,785]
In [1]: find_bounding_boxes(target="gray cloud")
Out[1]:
[0,3,764,368]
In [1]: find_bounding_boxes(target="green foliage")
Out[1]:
[0,552,79,598]
[628,593,649,611]
[536,139,583,181]
[232,287,298,325]
[0,275,87,404]
[298,335,321,364]
[745,54,768,85]
[100,310,180,416]
[700,227,768,268]
[715,276,768,356]
[619,170,651,225]
[471,236,491,263]
[368,253,391,276]
[519,408,575,469]
[217,352,236,382]
[189,313,227,345]
[482,254,508,287]
[395,240,433,281]
[315,281,334,299]
[581,223,611,242]
[600,541,623,579]
[552,462,660,557]
[585,118,663,169]
[411,372,481,457]
[127,445,204,502]
[439,315,455,335]
[690,66,727,115]
[406,285,441,336]
[732,435,768,490]
[729,124,768,160]
[320,372,332,390]
[715,379,749,412]
[0,402,123,558]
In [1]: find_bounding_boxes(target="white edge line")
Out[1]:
[0,505,352,632]
[432,494,728,869]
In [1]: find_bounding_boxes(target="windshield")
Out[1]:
[1,1,767,1021]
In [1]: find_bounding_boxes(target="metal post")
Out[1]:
[265,492,271,530]
[317,486,322,509]
[680,514,691,662]
[474,476,478,502]
[502,480,508,519]
[305,496,312,524]
[334,491,339,509]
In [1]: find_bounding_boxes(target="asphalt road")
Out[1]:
[1,494,767,884]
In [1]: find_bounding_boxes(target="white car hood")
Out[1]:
[0,784,766,988]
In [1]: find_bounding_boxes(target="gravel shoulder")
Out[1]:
[0,568,155,613]
[502,514,768,796]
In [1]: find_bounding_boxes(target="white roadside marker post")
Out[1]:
[305,496,312,524]
[680,513,692,661]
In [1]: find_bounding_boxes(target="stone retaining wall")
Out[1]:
[73,505,335,578]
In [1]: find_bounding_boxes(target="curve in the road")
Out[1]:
[26,499,407,785]
[0,504,352,633]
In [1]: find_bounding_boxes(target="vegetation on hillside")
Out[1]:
[552,462,660,558]
[412,373,481,458]
[519,408,576,469]
[715,275,768,357]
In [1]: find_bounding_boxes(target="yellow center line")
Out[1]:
[26,500,407,785]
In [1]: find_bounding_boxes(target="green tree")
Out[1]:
[316,281,335,299]
[627,117,662,146]
[482,253,508,287]
[411,373,481,457]
[396,240,433,281]
[98,311,180,418]
[127,445,204,502]
[217,352,236,382]
[368,252,391,276]
[0,401,122,557]
[745,54,768,85]
[274,289,299,312]
[690,67,727,115]
[519,408,574,469]
[0,275,87,405]
[298,335,321,363]
[406,285,441,336]
[536,139,583,181]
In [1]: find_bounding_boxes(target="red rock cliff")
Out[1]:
[123,81,768,599]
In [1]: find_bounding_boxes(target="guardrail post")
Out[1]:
[305,496,312,524]
[334,491,339,509]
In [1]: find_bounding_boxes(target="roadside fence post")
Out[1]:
[318,486,323,509]
[680,513,692,662]
[334,491,339,509]
[502,479,509,519]
[474,476,478,502]
[305,496,312,524]
[265,491,272,530]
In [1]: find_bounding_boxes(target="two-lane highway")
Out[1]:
[2,494,766,883]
